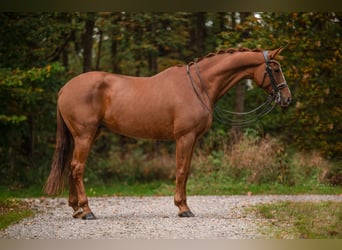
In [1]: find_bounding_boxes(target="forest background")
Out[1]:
[0,12,341,194]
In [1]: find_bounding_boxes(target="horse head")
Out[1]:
[254,47,292,107]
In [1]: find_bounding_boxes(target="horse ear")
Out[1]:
[269,47,284,59]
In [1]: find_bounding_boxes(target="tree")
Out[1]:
[82,12,96,72]
[1,12,339,188]
[114,12,190,76]
[232,13,251,137]
[0,13,69,185]
[189,12,207,58]
[0,63,65,185]
[218,12,341,158]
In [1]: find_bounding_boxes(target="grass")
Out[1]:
[0,185,46,200]
[0,177,340,199]
[85,180,340,197]
[250,201,342,239]
[0,181,340,234]
[0,199,34,230]
[186,176,342,195]
[0,130,340,231]
[83,176,342,197]
[1,132,340,233]
[85,180,175,197]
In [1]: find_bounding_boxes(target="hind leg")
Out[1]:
[69,135,96,219]
[69,129,100,219]
[69,173,83,218]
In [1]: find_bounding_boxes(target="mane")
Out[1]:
[176,47,263,67]
[193,47,263,63]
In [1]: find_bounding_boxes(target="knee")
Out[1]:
[176,168,187,178]
[70,161,84,180]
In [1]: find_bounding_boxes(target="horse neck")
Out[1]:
[198,52,263,104]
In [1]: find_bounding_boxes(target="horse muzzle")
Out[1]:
[274,91,292,107]
[280,96,292,107]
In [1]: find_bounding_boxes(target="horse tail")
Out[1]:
[44,106,73,195]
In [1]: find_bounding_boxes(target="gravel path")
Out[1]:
[1,195,341,239]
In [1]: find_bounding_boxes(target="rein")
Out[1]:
[186,62,213,114]
[186,50,285,127]
[214,95,276,127]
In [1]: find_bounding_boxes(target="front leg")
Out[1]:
[174,133,197,217]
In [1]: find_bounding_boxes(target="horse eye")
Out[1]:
[274,69,280,73]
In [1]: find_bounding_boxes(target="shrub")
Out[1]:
[290,150,341,185]
[192,129,340,186]
[83,128,340,187]
[86,135,175,184]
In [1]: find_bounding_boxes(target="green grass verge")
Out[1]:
[84,178,341,197]
[0,185,45,200]
[0,199,34,230]
[85,180,175,197]
[0,177,340,199]
[250,201,342,239]
[0,180,340,233]
[187,176,342,195]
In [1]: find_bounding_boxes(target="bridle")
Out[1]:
[261,51,288,104]
[186,50,288,127]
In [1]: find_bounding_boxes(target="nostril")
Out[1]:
[287,97,292,104]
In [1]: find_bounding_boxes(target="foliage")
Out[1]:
[0,13,78,69]
[112,12,190,75]
[84,129,341,192]
[0,63,66,186]
[193,129,340,187]
[251,201,342,239]
[0,199,34,230]
[0,12,340,190]
[218,12,341,158]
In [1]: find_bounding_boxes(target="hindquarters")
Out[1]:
[45,72,108,194]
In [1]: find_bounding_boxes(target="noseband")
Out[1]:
[262,51,288,104]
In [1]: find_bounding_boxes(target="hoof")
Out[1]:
[82,212,97,220]
[178,211,195,217]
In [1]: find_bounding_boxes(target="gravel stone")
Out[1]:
[1,195,341,239]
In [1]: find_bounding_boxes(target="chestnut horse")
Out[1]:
[45,47,291,219]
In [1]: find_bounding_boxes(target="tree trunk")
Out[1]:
[148,52,158,75]
[111,35,120,74]
[189,12,207,58]
[218,12,227,31]
[62,46,69,70]
[230,83,246,141]
[111,14,121,74]
[148,20,158,76]
[231,12,251,138]
[95,28,103,71]
[82,12,95,72]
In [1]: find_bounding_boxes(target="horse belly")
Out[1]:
[103,100,175,140]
